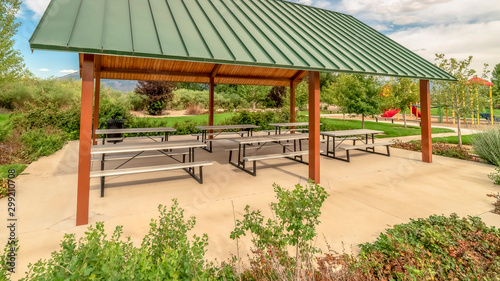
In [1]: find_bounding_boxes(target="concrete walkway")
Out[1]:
[1,133,499,280]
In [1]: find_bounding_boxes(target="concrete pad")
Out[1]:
[1,133,499,280]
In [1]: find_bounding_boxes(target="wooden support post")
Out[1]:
[209,77,214,127]
[290,80,296,123]
[308,71,320,182]
[420,79,432,163]
[92,72,101,146]
[76,54,94,226]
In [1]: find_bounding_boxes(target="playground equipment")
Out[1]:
[382,105,420,118]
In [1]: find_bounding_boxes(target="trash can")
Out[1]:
[105,119,125,143]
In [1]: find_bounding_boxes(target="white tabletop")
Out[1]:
[320,129,384,137]
[195,125,260,130]
[228,134,309,145]
[95,127,176,134]
[268,122,310,127]
[91,140,206,155]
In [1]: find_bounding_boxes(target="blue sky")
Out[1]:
[15,0,500,79]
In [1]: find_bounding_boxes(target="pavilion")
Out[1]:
[29,0,456,225]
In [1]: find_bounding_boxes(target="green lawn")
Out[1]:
[320,118,454,139]
[0,114,10,125]
[431,134,477,146]
[0,164,27,179]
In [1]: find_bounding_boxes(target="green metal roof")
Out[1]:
[29,0,456,81]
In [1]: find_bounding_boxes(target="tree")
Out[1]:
[238,85,270,111]
[0,0,27,85]
[389,78,419,128]
[267,86,287,108]
[492,63,500,105]
[327,74,382,128]
[434,54,477,147]
[135,81,177,115]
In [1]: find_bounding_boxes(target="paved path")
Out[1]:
[2,134,499,280]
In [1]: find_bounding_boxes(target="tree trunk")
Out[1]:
[343,113,345,121]
[294,244,300,281]
[361,114,365,129]
[403,110,407,128]
[252,102,256,111]
[457,116,462,147]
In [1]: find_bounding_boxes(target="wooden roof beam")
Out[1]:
[211,64,221,78]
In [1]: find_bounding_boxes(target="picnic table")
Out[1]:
[91,140,211,197]
[268,122,314,135]
[194,125,260,152]
[95,127,176,144]
[320,129,392,162]
[227,134,310,176]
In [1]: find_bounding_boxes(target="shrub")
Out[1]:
[20,200,217,280]
[223,110,290,130]
[18,128,67,163]
[392,140,472,160]
[351,214,500,280]
[185,104,205,115]
[488,164,500,185]
[135,81,177,115]
[12,102,81,140]
[231,181,329,280]
[487,193,500,214]
[473,127,500,166]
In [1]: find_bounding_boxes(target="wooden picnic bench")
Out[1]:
[375,117,395,123]
[227,134,310,176]
[195,125,260,152]
[321,129,391,162]
[91,141,212,197]
[95,127,176,144]
[341,141,394,162]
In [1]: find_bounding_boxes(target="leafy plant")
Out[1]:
[18,128,67,163]
[392,140,472,160]
[353,214,500,280]
[21,199,215,280]
[323,74,382,128]
[487,193,500,214]
[473,127,500,166]
[488,165,500,185]
[231,181,329,280]
[135,81,177,115]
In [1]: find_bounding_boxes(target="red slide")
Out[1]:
[381,109,400,117]
[411,106,421,118]
[382,107,421,118]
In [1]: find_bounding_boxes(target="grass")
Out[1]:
[0,113,10,125]
[431,134,478,145]
[0,164,27,179]
[320,118,454,138]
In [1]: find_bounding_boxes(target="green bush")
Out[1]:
[352,214,500,280]
[489,164,500,185]
[231,182,329,280]
[19,200,227,280]
[0,121,11,142]
[223,110,292,130]
[12,103,81,140]
[473,127,500,166]
[18,129,67,162]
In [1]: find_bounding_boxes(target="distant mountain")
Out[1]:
[58,72,138,92]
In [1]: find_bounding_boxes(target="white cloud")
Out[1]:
[389,20,500,74]
[39,68,49,72]
[297,0,313,5]
[59,70,77,73]
[23,0,50,19]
